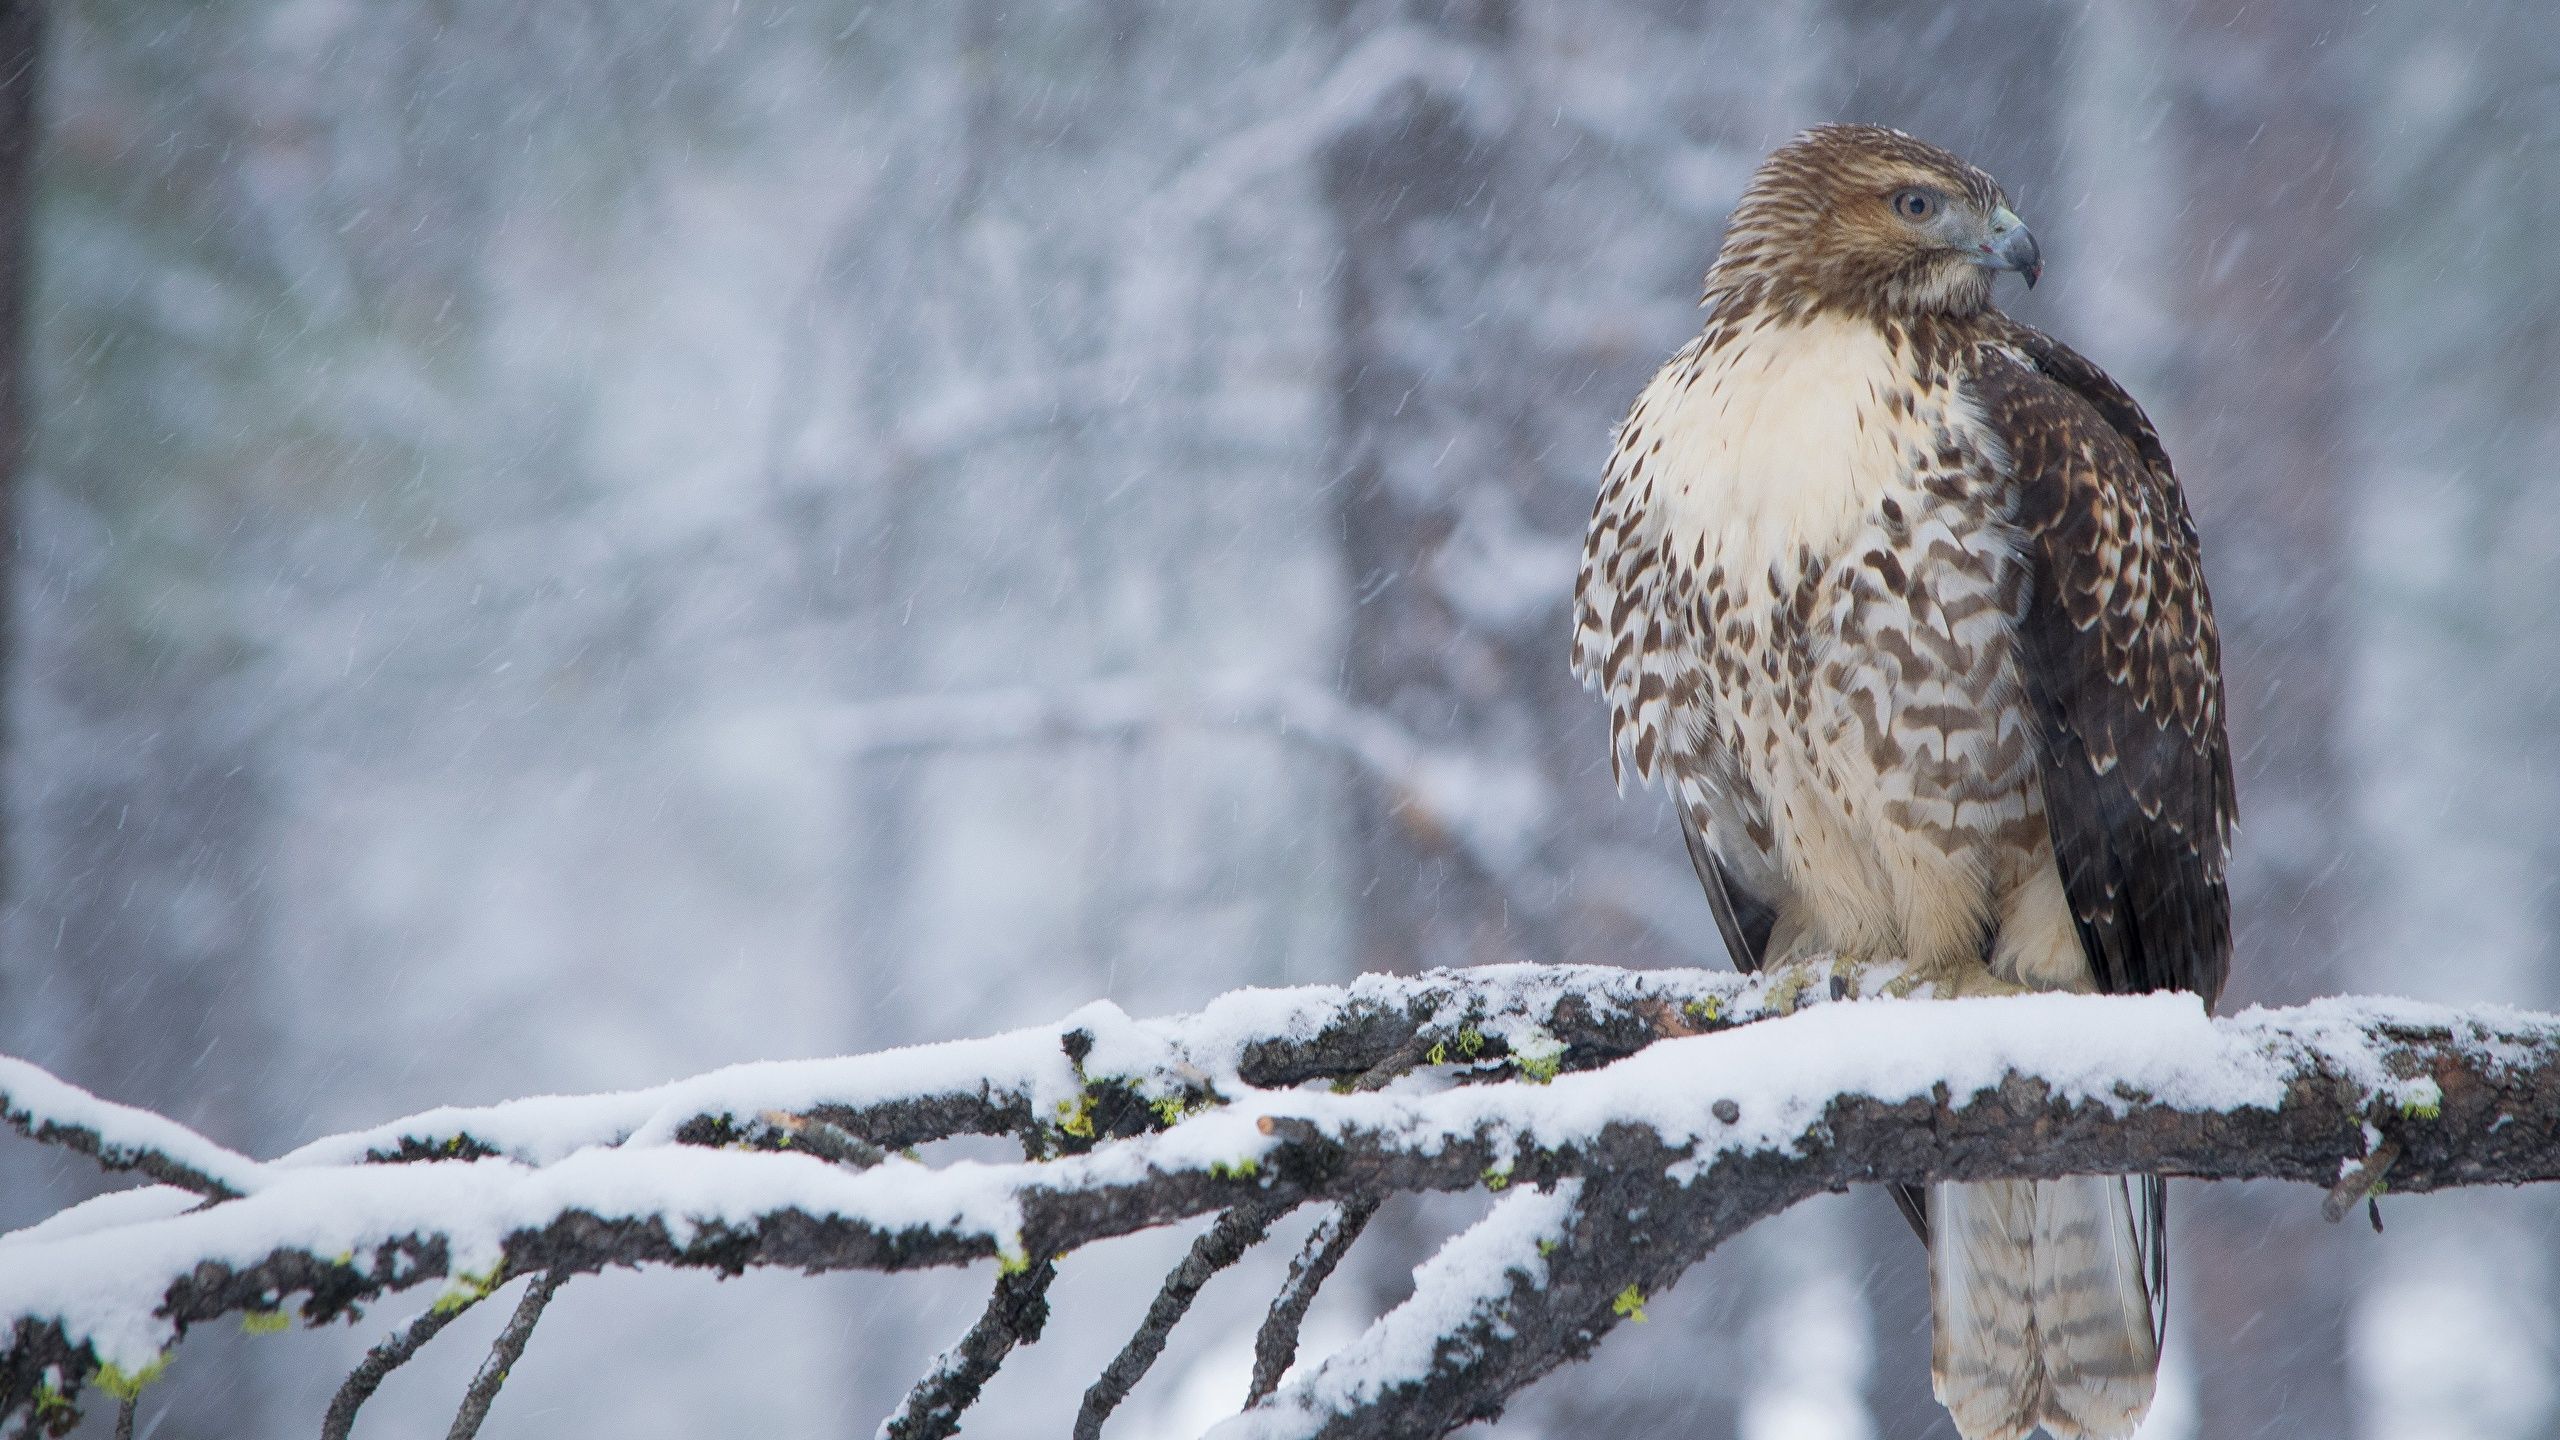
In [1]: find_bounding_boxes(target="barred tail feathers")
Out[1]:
[1930,1178,2158,1440]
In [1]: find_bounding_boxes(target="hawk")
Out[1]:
[1572,125,2233,1440]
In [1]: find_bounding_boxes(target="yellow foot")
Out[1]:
[1881,962,2034,1000]
[1764,952,1910,1009]
[1762,961,1821,1014]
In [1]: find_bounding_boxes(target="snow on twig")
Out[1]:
[1248,1199,1382,1406]
[1217,1182,1585,1440]
[280,963,1763,1170]
[881,1259,1057,1440]
[0,1055,265,1201]
[1076,1198,1300,1440]
[319,1283,490,1440]
[2,969,2556,1438]
[445,1270,568,1440]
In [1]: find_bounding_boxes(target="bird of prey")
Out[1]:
[1572,124,2233,1440]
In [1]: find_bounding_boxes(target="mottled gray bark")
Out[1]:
[4,984,2544,1440]
[2158,5,2365,1436]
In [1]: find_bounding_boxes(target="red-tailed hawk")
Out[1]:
[1573,125,2234,1440]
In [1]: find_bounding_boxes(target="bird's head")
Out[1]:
[1709,124,2040,321]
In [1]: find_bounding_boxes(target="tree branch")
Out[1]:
[1247,1198,1380,1404]
[322,1289,489,1440]
[2324,1133,2401,1223]
[291,964,1769,1169]
[881,1259,1057,1440]
[2,974,2554,1438]
[1076,1200,1297,1440]
[0,1056,261,1200]
[446,1270,567,1440]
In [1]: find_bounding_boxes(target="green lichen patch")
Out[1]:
[1611,1284,1648,1324]
[1502,1024,1568,1085]
[1056,1093,1097,1140]
[2395,1079,2444,1122]
[240,1309,293,1336]
[431,1265,504,1317]
[95,1353,171,1402]
[1146,1089,1224,1127]
[1429,1025,1492,1070]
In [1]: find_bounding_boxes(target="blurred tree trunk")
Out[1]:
[782,8,1360,1430]
[14,7,293,1435]
[2344,4,2560,1435]
[1319,4,1867,1435]
[2158,2,2362,1438]
[0,0,34,917]
[2162,0,2358,1007]
[1323,0,1541,982]
[1316,7,1645,1420]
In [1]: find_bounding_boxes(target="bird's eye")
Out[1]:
[1891,188,1938,221]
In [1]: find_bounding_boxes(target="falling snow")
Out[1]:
[5,4,2557,1438]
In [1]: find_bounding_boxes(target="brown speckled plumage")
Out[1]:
[1572,125,2232,1440]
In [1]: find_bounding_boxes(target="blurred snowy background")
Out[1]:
[1,2,2555,1437]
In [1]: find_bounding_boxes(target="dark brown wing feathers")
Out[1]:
[1972,322,2216,1335]
[1678,807,1776,974]
[1972,319,2236,1010]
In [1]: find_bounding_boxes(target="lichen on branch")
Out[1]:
[2,966,2555,1440]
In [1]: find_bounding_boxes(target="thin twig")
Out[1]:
[1348,1033,1436,1092]
[0,1065,253,1202]
[1248,1197,1380,1404]
[448,1265,573,1434]
[1063,997,1423,1437]
[1075,1200,1295,1440]
[9,989,2560,1439]
[757,1110,887,1169]
[322,1292,489,1440]
[112,1398,134,1440]
[1243,972,1493,1439]
[445,1270,568,1440]
[2324,1135,2403,1223]
[881,1259,1057,1440]
[302,963,1771,1170]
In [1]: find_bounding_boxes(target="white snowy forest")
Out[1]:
[3,2,2558,1438]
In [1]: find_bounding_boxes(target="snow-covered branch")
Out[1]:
[0,1057,264,1201]
[3,968,2554,1438]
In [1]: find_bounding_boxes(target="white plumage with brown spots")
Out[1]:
[1574,124,2234,1440]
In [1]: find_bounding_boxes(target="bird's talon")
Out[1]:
[1762,965,1817,1014]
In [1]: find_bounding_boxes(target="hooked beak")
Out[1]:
[1978,205,2041,289]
